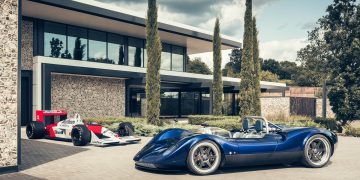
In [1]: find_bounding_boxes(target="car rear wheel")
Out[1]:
[302,134,332,168]
[187,140,221,175]
[118,122,135,136]
[26,121,45,139]
[71,125,91,146]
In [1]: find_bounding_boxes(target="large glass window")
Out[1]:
[108,33,125,65]
[88,30,110,63]
[181,92,200,115]
[128,37,144,67]
[161,43,171,70]
[160,92,179,116]
[172,46,184,71]
[44,22,66,58]
[201,92,211,115]
[67,25,87,60]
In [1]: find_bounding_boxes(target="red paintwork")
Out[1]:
[86,124,103,135]
[46,124,57,138]
[36,110,67,122]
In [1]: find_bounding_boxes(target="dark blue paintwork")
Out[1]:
[133,127,338,170]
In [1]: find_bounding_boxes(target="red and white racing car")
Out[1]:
[26,110,141,146]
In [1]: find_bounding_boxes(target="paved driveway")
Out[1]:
[1,129,360,180]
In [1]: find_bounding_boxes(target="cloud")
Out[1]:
[259,38,308,61]
[301,21,316,30]
[95,0,281,39]
[190,38,308,71]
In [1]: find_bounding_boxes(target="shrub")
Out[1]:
[100,119,201,137]
[188,115,239,125]
[345,126,360,137]
[266,114,312,122]
[273,120,322,128]
[203,119,242,131]
[314,117,342,132]
[83,117,146,125]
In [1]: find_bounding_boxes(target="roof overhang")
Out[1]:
[33,56,287,91]
[22,0,241,54]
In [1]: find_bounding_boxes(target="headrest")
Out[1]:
[255,120,263,132]
[243,118,250,130]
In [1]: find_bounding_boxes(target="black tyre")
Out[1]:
[71,125,91,146]
[26,121,45,139]
[118,122,135,136]
[187,140,221,175]
[302,134,332,168]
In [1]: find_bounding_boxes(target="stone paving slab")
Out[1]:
[1,128,360,180]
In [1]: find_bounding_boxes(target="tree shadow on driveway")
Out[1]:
[20,139,88,171]
[135,163,317,176]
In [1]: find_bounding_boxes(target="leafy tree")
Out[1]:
[238,0,254,117]
[73,37,86,60]
[50,38,63,58]
[223,48,242,77]
[119,46,125,65]
[261,59,281,76]
[61,50,72,59]
[88,58,115,64]
[294,70,323,86]
[318,0,360,124]
[296,27,331,87]
[186,57,212,75]
[145,0,162,126]
[252,17,261,116]
[279,61,298,80]
[260,71,279,82]
[212,18,223,116]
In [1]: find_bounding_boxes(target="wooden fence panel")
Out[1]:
[290,97,316,117]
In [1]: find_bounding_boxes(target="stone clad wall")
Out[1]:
[21,20,33,70]
[0,0,19,168]
[316,99,336,118]
[261,97,290,118]
[51,74,125,118]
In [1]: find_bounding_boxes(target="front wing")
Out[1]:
[89,131,141,146]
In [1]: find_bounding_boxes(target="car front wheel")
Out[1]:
[187,140,221,175]
[71,125,91,146]
[302,134,332,168]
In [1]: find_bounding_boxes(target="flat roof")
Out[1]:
[23,0,242,54]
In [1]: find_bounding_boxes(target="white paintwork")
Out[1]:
[32,56,287,117]
[50,114,141,146]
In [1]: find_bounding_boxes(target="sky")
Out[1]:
[93,0,332,68]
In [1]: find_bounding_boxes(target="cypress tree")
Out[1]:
[73,37,86,60]
[119,46,124,65]
[238,0,254,117]
[252,17,261,116]
[212,18,223,115]
[145,0,162,125]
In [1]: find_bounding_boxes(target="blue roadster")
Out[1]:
[134,116,338,175]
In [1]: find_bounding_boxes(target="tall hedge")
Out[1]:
[252,17,261,116]
[145,0,162,125]
[238,0,254,117]
[212,18,223,115]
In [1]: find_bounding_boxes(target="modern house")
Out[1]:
[0,0,287,173]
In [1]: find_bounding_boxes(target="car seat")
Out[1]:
[232,118,250,138]
[243,120,265,138]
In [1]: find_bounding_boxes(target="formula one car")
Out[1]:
[134,116,337,175]
[26,110,141,146]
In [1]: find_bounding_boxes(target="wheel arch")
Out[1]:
[186,137,227,167]
[303,132,335,156]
